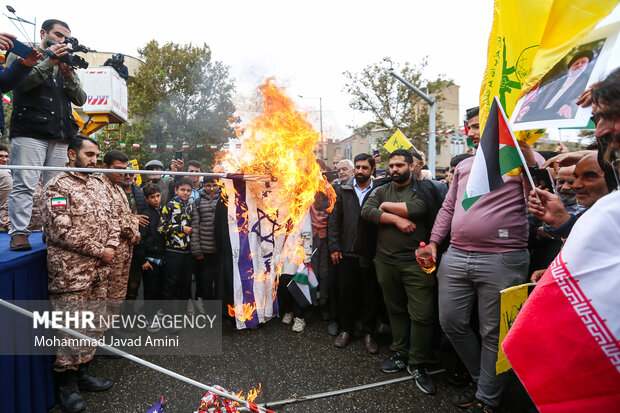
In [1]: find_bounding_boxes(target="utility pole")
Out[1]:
[388,69,436,177]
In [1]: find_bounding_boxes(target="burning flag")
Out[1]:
[222,79,335,329]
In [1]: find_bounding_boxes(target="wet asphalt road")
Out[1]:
[48,312,538,413]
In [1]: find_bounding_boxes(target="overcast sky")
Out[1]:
[6,1,620,141]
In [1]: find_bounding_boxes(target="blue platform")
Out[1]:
[0,232,55,413]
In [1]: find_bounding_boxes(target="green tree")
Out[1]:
[121,40,238,169]
[343,57,454,152]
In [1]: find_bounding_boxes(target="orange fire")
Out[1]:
[227,302,257,322]
[235,383,262,405]
[226,79,336,234]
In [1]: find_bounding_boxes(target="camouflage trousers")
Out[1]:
[107,240,133,301]
[49,275,108,372]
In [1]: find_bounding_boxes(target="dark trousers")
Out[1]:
[142,262,163,318]
[195,253,220,300]
[338,257,377,334]
[277,273,304,318]
[162,250,193,313]
[311,235,329,307]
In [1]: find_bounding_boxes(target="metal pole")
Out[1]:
[0,299,273,413]
[0,165,272,181]
[388,69,436,177]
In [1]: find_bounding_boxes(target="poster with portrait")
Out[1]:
[510,22,620,131]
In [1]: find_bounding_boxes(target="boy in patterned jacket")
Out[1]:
[158,177,193,323]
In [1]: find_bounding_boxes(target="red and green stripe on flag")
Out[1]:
[462,97,525,211]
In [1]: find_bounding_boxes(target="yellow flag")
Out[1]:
[480,0,617,134]
[496,282,534,374]
[383,129,413,153]
[129,159,142,186]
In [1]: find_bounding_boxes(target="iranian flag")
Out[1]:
[462,97,524,210]
[2,93,11,104]
[182,143,190,149]
[166,144,173,150]
[149,144,157,149]
[503,190,620,412]
[132,143,140,148]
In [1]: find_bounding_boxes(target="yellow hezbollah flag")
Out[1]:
[497,282,535,374]
[480,0,617,137]
[383,129,413,153]
[129,159,142,186]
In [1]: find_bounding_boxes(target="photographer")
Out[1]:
[6,19,87,251]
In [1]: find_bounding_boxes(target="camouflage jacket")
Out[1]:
[43,171,120,293]
[158,196,192,251]
[101,175,140,244]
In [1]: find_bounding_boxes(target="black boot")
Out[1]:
[55,370,86,413]
[77,363,113,392]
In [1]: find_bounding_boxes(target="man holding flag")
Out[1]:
[426,102,541,412]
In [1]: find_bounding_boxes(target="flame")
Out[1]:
[225,79,336,234]
[227,303,257,322]
[235,383,262,405]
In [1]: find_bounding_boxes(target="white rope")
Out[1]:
[0,165,272,181]
[0,299,271,413]
[260,368,445,409]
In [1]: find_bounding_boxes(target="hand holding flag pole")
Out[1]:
[494,97,540,202]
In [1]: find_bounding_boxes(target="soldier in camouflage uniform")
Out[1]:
[101,151,140,304]
[43,135,118,413]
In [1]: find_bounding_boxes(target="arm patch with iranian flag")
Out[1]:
[51,197,67,209]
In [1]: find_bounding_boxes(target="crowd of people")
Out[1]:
[1,17,619,413]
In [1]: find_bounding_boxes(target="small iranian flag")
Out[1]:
[103,141,110,146]
[149,144,157,149]
[166,144,173,150]
[210,144,218,150]
[462,97,525,211]
[51,197,67,208]
[196,144,204,148]
[132,143,140,148]
[119,142,126,148]
[182,143,190,149]
[2,93,11,104]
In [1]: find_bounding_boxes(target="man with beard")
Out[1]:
[361,149,437,395]
[328,153,379,353]
[102,152,140,307]
[426,105,535,411]
[43,135,119,412]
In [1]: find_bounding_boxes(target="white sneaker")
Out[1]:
[292,317,306,333]
[194,297,206,314]
[281,312,294,324]
[187,299,195,315]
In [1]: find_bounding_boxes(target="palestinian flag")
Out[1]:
[166,144,174,150]
[462,97,523,211]
[149,143,157,149]
[132,143,140,148]
[286,264,318,308]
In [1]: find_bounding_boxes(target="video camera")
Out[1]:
[45,37,89,69]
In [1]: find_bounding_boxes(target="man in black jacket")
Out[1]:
[328,153,379,354]
[7,19,87,251]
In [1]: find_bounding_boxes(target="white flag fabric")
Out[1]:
[224,178,304,330]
